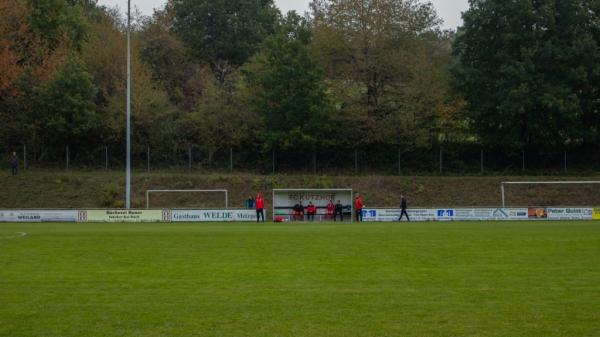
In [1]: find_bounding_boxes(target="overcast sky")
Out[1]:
[97,0,470,30]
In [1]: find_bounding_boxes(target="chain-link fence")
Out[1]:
[2,143,600,175]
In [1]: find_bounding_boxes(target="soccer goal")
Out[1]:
[272,189,353,222]
[500,181,600,207]
[146,189,228,209]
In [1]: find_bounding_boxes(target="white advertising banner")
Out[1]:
[546,208,593,220]
[78,210,171,222]
[172,209,264,222]
[0,210,78,222]
[454,208,530,221]
[362,209,437,222]
[362,208,530,222]
[505,208,530,220]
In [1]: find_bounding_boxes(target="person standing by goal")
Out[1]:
[398,195,410,222]
[355,193,364,222]
[256,192,265,222]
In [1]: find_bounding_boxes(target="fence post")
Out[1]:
[398,149,402,176]
[313,149,317,174]
[480,148,484,174]
[66,145,70,170]
[188,146,192,172]
[230,148,233,172]
[147,145,150,172]
[439,146,443,173]
[23,144,27,170]
[105,146,108,170]
[354,149,358,175]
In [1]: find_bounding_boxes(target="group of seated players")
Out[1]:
[291,200,345,221]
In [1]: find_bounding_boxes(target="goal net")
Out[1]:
[272,189,353,222]
[146,189,228,209]
[501,181,600,207]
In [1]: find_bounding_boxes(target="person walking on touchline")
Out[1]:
[398,195,410,222]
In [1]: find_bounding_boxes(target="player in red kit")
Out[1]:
[355,193,363,222]
[326,199,334,221]
[256,192,265,222]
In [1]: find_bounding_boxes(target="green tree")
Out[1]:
[452,0,600,150]
[40,55,98,153]
[28,0,88,50]
[171,0,279,81]
[243,12,332,151]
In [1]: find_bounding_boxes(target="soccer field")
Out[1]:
[1,222,599,337]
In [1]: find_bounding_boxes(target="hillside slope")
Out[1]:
[2,170,600,209]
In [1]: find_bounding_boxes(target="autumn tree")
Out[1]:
[310,0,456,151]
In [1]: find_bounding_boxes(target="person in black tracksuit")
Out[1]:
[334,200,344,221]
[398,195,410,221]
[10,152,18,176]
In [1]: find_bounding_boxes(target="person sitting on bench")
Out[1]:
[293,201,305,221]
[306,202,317,221]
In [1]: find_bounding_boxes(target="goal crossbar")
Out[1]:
[500,181,600,207]
[146,189,228,209]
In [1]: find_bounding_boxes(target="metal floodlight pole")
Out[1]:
[125,0,132,209]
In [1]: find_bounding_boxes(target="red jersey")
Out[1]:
[355,197,363,210]
[306,204,316,214]
[256,194,265,209]
[326,202,334,214]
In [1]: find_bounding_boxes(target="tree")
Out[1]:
[28,0,88,50]
[452,0,600,150]
[243,12,332,151]
[310,0,452,149]
[138,8,188,105]
[40,55,98,154]
[171,0,279,81]
[0,0,75,154]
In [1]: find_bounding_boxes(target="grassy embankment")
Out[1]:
[2,169,600,209]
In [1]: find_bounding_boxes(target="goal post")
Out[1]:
[272,188,354,222]
[501,181,600,208]
[146,189,228,209]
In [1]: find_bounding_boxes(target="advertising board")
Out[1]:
[594,208,600,220]
[437,209,455,221]
[362,208,530,222]
[454,208,529,221]
[0,210,78,222]
[172,209,263,222]
[546,208,593,220]
[528,208,547,219]
[504,208,529,220]
[78,210,170,222]
[362,209,437,222]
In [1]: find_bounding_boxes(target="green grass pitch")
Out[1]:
[1,221,599,337]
